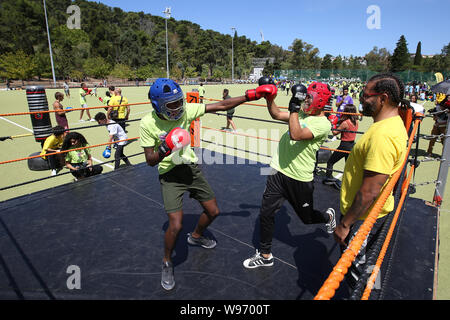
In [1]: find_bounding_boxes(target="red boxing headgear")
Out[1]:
[302,82,332,115]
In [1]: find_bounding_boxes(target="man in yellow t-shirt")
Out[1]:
[107,88,129,132]
[334,73,408,289]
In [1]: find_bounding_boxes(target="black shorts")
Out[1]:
[259,170,329,254]
[260,170,328,224]
[70,163,103,178]
[159,164,215,214]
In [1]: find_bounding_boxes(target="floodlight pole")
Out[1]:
[231,27,236,83]
[43,0,57,87]
[163,7,171,79]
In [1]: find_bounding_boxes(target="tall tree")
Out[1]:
[390,35,410,72]
[288,39,320,69]
[413,41,423,66]
[332,55,343,70]
[365,46,391,71]
[321,54,333,69]
[0,50,37,85]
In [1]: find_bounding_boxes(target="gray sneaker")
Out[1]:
[187,233,217,249]
[161,261,175,291]
[325,208,336,234]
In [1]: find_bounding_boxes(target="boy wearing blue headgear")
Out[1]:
[140,78,278,291]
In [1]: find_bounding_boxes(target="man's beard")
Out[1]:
[362,100,377,117]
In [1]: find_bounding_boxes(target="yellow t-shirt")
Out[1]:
[40,134,64,159]
[109,95,129,119]
[340,116,408,220]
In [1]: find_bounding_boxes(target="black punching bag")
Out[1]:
[26,86,52,143]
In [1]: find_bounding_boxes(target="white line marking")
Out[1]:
[208,226,298,270]
[1,116,114,169]
[0,117,33,132]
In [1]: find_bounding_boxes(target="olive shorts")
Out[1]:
[159,164,215,214]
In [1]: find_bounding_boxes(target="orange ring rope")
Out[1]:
[320,147,351,154]
[1,117,351,166]
[313,115,421,300]
[361,164,415,300]
[0,95,361,117]
[201,125,280,142]
[0,102,151,117]
[201,126,351,154]
[0,137,139,166]
[202,97,363,116]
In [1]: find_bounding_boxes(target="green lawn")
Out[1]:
[0,84,448,299]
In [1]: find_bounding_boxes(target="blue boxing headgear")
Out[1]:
[149,78,185,121]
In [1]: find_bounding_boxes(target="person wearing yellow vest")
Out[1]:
[334,73,408,289]
[40,126,66,176]
[107,88,130,132]
[198,83,206,103]
[285,81,290,95]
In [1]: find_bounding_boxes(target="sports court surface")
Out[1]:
[0,151,438,300]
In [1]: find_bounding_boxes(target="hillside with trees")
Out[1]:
[0,0,449,83]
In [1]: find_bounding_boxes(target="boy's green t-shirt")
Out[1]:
[270,112,331,182]
[79,88,87,105]
[140,103,206,174]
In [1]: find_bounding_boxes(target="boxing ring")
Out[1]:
[0,86,440,301]
[0,150,438,300]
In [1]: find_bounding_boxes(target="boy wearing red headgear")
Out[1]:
[243,82,337,269]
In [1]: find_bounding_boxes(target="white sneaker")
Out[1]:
[325,208,336,234]
[79,119,85,122]
[51,169,57,176]
[243,250,274,269]
[89,118,95,122]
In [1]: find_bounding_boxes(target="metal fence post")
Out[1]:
[433,114,450,206]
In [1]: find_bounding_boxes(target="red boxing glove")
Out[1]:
[98,97,104,103]
[328,114,339,129]
[245,84,277,101]
[158,127,191,157]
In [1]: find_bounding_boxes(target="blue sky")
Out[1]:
[97,0,449,57]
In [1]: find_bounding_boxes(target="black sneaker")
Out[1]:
[243,250,274,269]
[161,261,175,291]
[187,233,217,249]
[325,208,336,234]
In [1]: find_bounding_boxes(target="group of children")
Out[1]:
[40,84,132,180]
